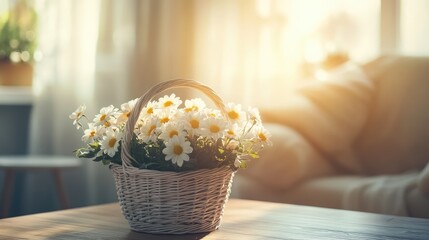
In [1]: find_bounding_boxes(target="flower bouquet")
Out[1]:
[70,79,270,234]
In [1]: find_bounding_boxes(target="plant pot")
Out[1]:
[0,61,34,86]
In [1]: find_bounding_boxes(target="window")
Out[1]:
[400,0,429,56]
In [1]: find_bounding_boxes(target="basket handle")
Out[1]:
[121,79,227,169]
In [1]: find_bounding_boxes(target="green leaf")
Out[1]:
[248,152,260,159]
[240,160,247,168]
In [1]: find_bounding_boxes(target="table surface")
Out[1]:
[0,156,81,169]
[1,199,428,240]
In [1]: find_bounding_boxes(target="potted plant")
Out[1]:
[0,0,38,86]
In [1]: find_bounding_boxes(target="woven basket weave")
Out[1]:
[111,79,236,234]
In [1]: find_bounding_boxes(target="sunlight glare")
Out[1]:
[304,39,325,64]
[257,0,271,17]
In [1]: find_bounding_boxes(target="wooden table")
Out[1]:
[0,199,428,240]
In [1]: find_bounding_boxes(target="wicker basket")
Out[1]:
[111,79,236,234]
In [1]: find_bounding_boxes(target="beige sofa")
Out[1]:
[231,56,429,218]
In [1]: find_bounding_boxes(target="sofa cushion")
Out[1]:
[356,56,429,174]
[238,123,336,191]
[342,172,419,216]
[261,63,374,173]
[232,172,428,218]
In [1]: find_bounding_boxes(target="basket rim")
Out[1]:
[109,163,235,176]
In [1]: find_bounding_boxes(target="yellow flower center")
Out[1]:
[100,114,107,121]
[160,117,170,124]
[163,101,173,107]
[104,121,111,127]
[228,111,239,120]
[190,119,199,129]
[210,125,220,133]
[258,133,267,142]
[185,106,198,112]
[173,145,183,155]
[227,129,235,136]
[90,131,96,137]
[147,107,153,114]
[108,138,117,148]
[169,130,179,138]
[126,112,130,118]
[147,125,156,135]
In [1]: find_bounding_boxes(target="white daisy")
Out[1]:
[234,157,242,168]
[69,104,86,129]
[225,123,241,139]
[225,102,245,123]
[201,117,227,140]
[183,112,205,136]
[158,94,182,109]
[81,123,105,143]
[93,105,118,127]
[156,108,181,125]
[137,117,160,143]
[140,101,158,120]
[184,98,206,113]
[246,106,262,124]
[116,98,138,124]
[254,126,272,146]
[158,122,186,140]
[162,135,193,167]
[100,130,123,157]
[203,108,222,119]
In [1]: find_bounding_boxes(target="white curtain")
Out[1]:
[25,0,121,212]
[24,0,379,213]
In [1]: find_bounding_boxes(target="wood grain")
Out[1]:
[0,199,428,239]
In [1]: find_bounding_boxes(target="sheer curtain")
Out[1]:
[25,0,380,213]
[193,0,379,106]
[25,0,131,212]
[25,0,199,213]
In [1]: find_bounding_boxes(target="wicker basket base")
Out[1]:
[110,164,235,234]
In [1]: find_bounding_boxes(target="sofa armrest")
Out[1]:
[237,123,336,191]
[407,186,429,218]
[418,162,429,197]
